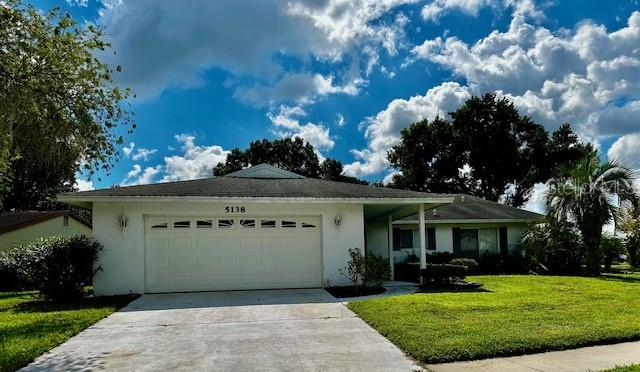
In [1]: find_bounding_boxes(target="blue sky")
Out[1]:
[35,0,640,204]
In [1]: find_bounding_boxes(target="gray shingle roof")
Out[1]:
[400,195,543,221]
[59,176,452,200]
[0,210,91,234]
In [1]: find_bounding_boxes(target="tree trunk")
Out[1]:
[582,226,602,276]
[629,245,639,268]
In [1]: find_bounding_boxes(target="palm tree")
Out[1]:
[546,151,638,275]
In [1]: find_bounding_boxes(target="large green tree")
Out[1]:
[214,137,368,184]
[619,206,640,267]
[0,1,133,210]
[214,138,321,178]
[388,93,591,206]
[546,151,638,275]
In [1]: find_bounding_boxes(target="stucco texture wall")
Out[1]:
[0,217,92,252]
[92,201,365,295]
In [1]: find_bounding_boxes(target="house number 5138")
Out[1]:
[224,206,246,213]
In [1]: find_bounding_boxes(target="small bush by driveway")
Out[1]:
[348,275,640,364]
[0,291,135,371]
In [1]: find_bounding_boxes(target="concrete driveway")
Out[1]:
[23,289,418,371]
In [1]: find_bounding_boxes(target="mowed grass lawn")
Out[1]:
[0,292,135,371]
[348,275,640,364]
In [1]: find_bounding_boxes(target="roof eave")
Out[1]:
[393,217,544,224]
[57,194,456,205]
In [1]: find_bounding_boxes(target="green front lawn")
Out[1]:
[0,291,135,371]
[348,275,640,364]
[605,366,640,372]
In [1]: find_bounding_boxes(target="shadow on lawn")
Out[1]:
[13,295,137,314]
[416,287,493,294]
[598,274,640,284]
[0,291,35,301]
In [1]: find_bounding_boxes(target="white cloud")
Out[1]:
[66,0,88,7]
[345,82,471,176]
[234,72,363,107]
[122,164,162,186]
[119,135,230,185]
[267,105,335,151]
[122,142,157,162]
[131,147,158,162]
[162,134,230,182]
[98,0,413,102]
[421,0,543,22]
[74,178,94,191]
[336,113,346,127]
[521,182,547,214]
[353,12,640,179]
[411,11,640,137]
[122,142,135,158]
[422,0,493,21]
[608,133,640,169]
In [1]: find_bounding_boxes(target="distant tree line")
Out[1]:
[214,93,591,208]
[213,137,367,185]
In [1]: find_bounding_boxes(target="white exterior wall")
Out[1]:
[365,221,529,264]
[92,201,364,295]
[365,220,388,258]
[0,217,92,252]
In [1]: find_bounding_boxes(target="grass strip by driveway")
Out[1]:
[605,366,640,372]
[348,275,640,364]
[0,291,135,371]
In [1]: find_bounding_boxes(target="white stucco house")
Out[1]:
[58,164,542,296]
[0,210,92,252]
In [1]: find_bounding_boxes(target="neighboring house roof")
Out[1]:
[397,195,544,223]
[58,164,453,202]
[0,210,92,234]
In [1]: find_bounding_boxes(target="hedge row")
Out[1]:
[0,235,101,300]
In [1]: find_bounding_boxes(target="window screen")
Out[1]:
[240,219,256,228]
[196,219,213,228]
[150,220,169,229]
[281,220,297,228]
[173,220,191,228]
[218,219,235,228]
[393,228,414,251]
[460,229,479,258]
[427,227,436,251]
[261,219,277,228]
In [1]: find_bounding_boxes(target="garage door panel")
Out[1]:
[146,215,322,293]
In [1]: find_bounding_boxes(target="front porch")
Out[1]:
[363,202,446,282]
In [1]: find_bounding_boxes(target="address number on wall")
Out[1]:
[224,206,246,213]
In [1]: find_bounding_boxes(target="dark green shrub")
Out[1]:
[449,258,478,273]
[522,220,584,275]
[0,254,20,291]
[421,264,467,285]
[601,235,625,272]
[340,248,390,291]
[394,262,420,283]
[426,251,455,264]
[363,254,391,287]
[406,252,419,263]
[8,235,101,300]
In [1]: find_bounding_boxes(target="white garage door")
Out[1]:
[145,216,322,293]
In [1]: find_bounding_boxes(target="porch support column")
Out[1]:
[419,203,427,284]
[388,215,394,280]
